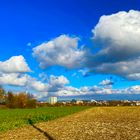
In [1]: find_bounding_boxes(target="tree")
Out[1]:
[17,93,28,108]
[6,91,16,108]
[27,99,37,108]
[27,93,37,108]
[0,86,6,104]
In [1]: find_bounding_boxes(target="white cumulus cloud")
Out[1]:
[49,75,69,86]
[99,79,114,86]
[0,55,31,73]
[89,10,140,80]
[32,35,87,69]
[0,73,28,86]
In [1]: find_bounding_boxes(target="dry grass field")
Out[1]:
[0,106,140,140]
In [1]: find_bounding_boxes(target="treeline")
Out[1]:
[0,86,37,108]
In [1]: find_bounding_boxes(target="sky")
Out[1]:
[0,0,140,99]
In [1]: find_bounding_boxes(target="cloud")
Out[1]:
[54,85,113,97]
[56,85,140,97]
[0,55,31,73]
[0,55,48,92]
[89,10,140,80]
[51,85,115,97]
[127,85,140,94]
[57,86,80,96]
[0,73,28,86]
[49,75,69,86]
[46,75,69,95]
[27,42,32,47]
[92,57,140,80]
[0,72,69,95]
[32,10,140,81]
[29,74,69,93]
[0,55,32,87]
[72,72,77,77]
[99,79,114,86]
[93,10,140,62]
[1,72,139,98]
[28,76,47,92]
[39,73,48,82]
[78,69,89,77]
[32,35,87,69]
[126,73,140,80]
[0,73,47,91]
[33,75,70,97]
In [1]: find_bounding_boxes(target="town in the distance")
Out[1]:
[41,96,140,106]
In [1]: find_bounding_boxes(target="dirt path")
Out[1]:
[0,107,140,140]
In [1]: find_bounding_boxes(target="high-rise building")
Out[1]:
[48,96,57,104]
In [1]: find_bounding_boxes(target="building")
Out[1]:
[48,96,57,104]
[136,101,140,106]
[76,100,83,104]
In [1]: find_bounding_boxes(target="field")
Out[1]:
[0,106,140,140]
[0,106,90,132]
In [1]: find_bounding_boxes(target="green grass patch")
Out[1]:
[0,106,90,132]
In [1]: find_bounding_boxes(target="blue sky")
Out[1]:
[0,0,140,98]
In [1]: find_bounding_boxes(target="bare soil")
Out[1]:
[0,107,140,140]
